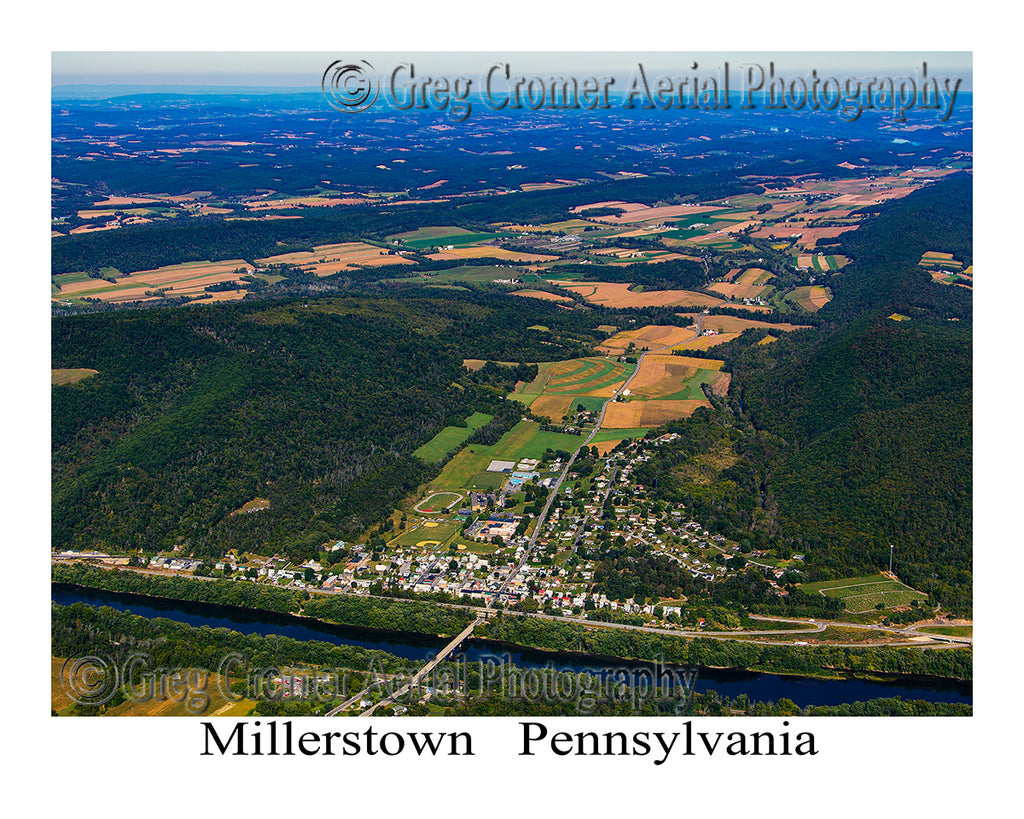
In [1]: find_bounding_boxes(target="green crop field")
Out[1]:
[413,412,494,463]
[800,574,927,612]
[590,427,650,442]
[428,420,581,494]
[660,369,720,400]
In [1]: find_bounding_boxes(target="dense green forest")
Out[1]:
[636,173,973,614]
[52,292,618,559]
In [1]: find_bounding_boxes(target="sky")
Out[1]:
[52,51,973,92]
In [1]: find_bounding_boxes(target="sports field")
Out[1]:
[799,574,927,613]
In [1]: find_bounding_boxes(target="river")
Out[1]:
[52,584,972,709]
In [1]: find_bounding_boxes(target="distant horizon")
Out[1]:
[52,51,973,94]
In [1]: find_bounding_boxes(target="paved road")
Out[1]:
[493,350,649,605]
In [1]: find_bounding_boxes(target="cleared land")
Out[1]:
[413,412,493,463]
[708,267,773,300]
[799,574,927,613]
[52,260,255,304]
[597,324,698,353]
[701,315,809,334]
[511,289,574,303]
[52,368,99,386]
[786,285,832,312]
[426,246,558,263]
[603,399,709,428]
[428,420,581,494]
[558,281,723,309]
[257,242,413,276]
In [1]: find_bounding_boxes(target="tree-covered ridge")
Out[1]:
[52,291,614,559]
[636,174,972,614]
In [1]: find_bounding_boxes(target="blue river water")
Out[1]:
[52,584,971,709]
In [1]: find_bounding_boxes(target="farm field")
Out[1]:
[52,368,99,386]
[799,574,928,613]
[426,246,559,263]
[750,223,859,251]
[52,658,257,716]
[257,242,413,276]
[708,267,774,300]
[52,259,255,304]
[603,398,709,428]
[796,253,850,272]
[511,289,574,303]
[673,332,742,350]
[390,226,514,248]
[597,324,698,353]
[786,285,833,312]
[557,281,723,309]
[426,420,581,494]
[413,412,494,463]
[700,315,810,334]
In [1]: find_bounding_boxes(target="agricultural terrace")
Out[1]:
[799,574,928,613]
[426,420,583,495]
[557,281,724,309]
[511,357,636,419]
[413,412,494,463]
[786,285,833,312]
[708,267,774,300]
[52,260,255,304]
[256,242,413,276]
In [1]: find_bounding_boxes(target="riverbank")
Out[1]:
[51,582,972,708]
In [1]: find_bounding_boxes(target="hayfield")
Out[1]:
[701,315,809,334]
[672,332,742,350]
[52,368,99,386]
[597,324,698,353]
[52,259,255,304]
[559,281,723,309]
[708,267,773,300]
[511,289,573,303]
[413,412,494,463]
[603,399,709,428]
[426,246,558,263]
[257,242,413,276]
[786,285,832,312]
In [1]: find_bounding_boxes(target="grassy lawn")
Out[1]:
[413,412,494,463]
[919,625,972,637]
[800,574,927,613]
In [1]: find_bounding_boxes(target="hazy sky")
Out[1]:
[52,51,973,89]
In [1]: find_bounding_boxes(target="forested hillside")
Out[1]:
[639,173,973,614]
[52,292,614,560]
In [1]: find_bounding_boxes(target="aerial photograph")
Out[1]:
[50,51,973,722]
